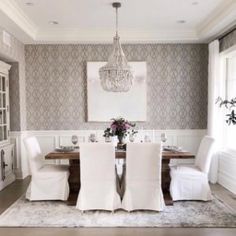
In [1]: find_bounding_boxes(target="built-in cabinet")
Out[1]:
[0,144,14,189]
[0,60,15,191]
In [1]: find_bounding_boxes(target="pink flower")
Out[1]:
[111,124,117,130]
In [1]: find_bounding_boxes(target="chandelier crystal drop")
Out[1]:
[99,2,133,92]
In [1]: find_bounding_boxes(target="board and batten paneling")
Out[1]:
[218,150,236,194]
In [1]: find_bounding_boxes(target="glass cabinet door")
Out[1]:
[0,75,8,142]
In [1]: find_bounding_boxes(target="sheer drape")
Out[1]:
[207,40,225,183]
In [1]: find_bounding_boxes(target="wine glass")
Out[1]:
[161,133,167,143]
[71,135,78,147]
[129,134,135,142]
[89,133,96,142]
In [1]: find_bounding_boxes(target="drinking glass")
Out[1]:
[89,133,96,142]
[105,136,111,142]
[161,133,167,143]
[129,134,135,142]
[71,135,78,146]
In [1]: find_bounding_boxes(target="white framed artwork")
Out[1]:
[87,61,147,122]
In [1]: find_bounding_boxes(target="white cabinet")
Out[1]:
[0,144,15,190]
[0,61,15,191]
[0,61,10,144]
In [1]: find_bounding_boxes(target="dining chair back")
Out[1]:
[76,143,121,211]
[24,136,44,173]
[122,143,165,211]
[195,136,215,173]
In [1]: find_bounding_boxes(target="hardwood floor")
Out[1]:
[0,177,30,214]
[0,178,235,236]
[0,228,235,236]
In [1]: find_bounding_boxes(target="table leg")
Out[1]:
[162,159,173,205]
[67,159,80,205]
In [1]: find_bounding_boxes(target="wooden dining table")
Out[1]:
[45,148,194,206]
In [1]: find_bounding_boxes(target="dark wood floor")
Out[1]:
[0,177,235,236]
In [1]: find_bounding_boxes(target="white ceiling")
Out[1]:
[0,0,236,44]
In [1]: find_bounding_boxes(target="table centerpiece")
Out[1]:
[104,117,136,149]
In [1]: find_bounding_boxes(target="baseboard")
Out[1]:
[14,169,30,180]
[218,171,236,194]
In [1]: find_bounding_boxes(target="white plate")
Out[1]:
[55,147,74,152]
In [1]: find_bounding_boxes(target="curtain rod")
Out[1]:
[218,26,236,41]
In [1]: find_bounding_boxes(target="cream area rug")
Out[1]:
[0,196,235,227]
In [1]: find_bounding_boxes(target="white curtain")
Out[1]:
[207,40,225,183]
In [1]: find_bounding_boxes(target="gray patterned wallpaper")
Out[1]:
[220,29,236,52]
[0,28,26,131]
[25,44,208,130]
[9,62,20,131]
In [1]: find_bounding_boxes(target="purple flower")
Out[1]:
[111,124,117,130]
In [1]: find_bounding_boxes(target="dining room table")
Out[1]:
[45,148,195,206]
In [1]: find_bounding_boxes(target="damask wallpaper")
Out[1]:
[220,29,236,52]
[0,28,26,131]
[9,62,20,131]
[25,44,208,130]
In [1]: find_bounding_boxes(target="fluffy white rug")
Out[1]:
[0,196,235,227]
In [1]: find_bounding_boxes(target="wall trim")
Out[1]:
[218,171,236,194]
[218,150,236,194]
[10,129,206,180]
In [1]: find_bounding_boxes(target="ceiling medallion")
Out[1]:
[99,2,133,92]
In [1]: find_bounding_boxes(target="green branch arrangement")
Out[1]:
[216,97,236,125]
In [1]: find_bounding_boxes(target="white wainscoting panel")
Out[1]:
[10,129,206,180]
[218,150,236,194]
[10,131,29,179]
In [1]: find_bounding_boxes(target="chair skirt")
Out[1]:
[76,181,121,211]
[122,181,165,211]
[170,165,212,201]
[26,165,69,201]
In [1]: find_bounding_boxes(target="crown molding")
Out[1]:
[0,60,11,74]
[34,28,199,44]
[0,0,235,44]
[0,0,37,40]
[197,0,236,42]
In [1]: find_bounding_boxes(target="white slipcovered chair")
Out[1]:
[122,143,165,211]
[170,136,215,201]
[24,136,69,201]
[76,143,121,211]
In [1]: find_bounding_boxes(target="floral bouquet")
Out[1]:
[103,117,135,145]
[110,117,136,144]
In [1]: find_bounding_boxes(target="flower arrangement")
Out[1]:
[216,97,236,125]
[110,117,135,138]
[104,117,136,145]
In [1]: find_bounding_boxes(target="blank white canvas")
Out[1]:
[87,62,147,122]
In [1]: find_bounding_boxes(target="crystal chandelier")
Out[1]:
[99,2,133,92]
